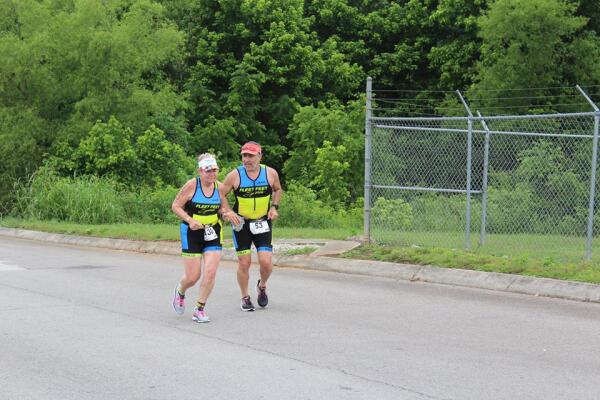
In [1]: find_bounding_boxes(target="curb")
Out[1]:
[1,227,600,304]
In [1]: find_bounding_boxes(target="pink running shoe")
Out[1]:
[192,309,210,323]
[172,284,185,315]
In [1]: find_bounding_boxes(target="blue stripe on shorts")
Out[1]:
[180,223,189,250]
[202,246,222,253]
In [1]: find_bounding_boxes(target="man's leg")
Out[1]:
[233,222,253,301]
[237,253,252,298]
[257,250,273,288]
[255,250,272,308]
[254,221,273,308]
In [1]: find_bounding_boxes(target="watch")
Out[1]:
[271,204,279,210]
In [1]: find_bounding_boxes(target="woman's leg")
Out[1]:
[197,251,221,303]
[179,256,202,292]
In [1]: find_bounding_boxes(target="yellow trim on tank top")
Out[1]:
[192,214,219,226]
[237,196,270,219]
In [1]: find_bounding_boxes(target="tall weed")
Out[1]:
[121,186,179,224]
[15,167,125,224]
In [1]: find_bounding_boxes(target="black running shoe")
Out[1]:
[256,280,268,308]
[240,295,255,311]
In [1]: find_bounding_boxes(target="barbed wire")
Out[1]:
[372,103,592,111]
[466,94,598,101]
[372,88,456,93]
[373,100,463,109]
[474,102,593,109]
[370,99,597,116]
[373,93,599,102]
[373,97,446,103]
[372,110,453,117]
[372,85,600,93]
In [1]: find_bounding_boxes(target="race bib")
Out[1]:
[204,226,218,241]
[249,219,270,235]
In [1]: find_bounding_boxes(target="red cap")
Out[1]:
[241,141,261,155]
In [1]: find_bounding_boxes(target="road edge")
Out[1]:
[1,227,599,304]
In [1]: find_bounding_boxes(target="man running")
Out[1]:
[220,141,282,311]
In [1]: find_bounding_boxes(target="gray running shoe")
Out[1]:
[256,280,268,308]
[240,295,255,311]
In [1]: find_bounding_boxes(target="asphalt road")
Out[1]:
[1,237,600,400]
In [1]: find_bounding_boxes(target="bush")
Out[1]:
[309,141,350,208]
[47,117,192,188]
[16,167,125,224]
[371,197,413,230]
[121,186,179,224]
[278,181,334,228]
[278,181,362,229]
[486,187,535,233]
[11,169,366,229]
[410,194,467,232]
[13,167,183,225]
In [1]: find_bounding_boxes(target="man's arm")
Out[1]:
[218,170,241,225]
[172,179,202,230]
[267,167,282,221]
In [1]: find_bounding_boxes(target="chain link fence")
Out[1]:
[364,79,600,262]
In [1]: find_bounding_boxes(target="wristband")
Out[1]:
[271,204,279,210]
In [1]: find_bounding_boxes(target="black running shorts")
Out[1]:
[232,219,272,256]
[180,222,222,257]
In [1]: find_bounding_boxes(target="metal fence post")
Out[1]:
[477,111,491,247]
[577,85,600,261]
[586,114,599,261]
[457,90,474,250]
[364,77,373,243]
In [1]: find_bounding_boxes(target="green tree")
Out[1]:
[307,0,485,92]
[310,141,351,207]
[170,0,362,170]
[72,117,139,184]
[49,117,191,187]
[0,0,187,209]
[427,0,486,90]
[0,0,185,130]
[190,116,242,160]
[575,0,600,35]
[135,125,192,187]
[0,106,47,213]
[284,99,364,202]
[470,0,600,111]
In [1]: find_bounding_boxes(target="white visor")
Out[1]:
[198,157,218,171]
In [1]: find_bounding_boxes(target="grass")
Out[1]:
[283,246,319,256]
[373,230,600,263]
[0,217,354,241]
[0,218,180,241]
[344,243,600,284]
[2,217,600,284]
